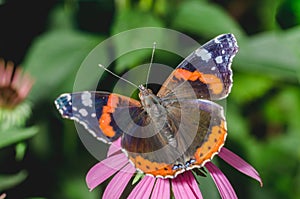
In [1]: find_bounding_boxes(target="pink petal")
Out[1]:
[11,67,22,87]
[2,61,13,86]
[18,74,34,99]
[0,193,6,199]
[151,178,170,199]
[127,176,156,199]
[218,147,263,186]
[107,138,122,157]
[103,163,136,199]
[185,171,203,198]
[86,153,128,190]
[206,162,238,199]
[0,59,5,87]
[172,172,202,199]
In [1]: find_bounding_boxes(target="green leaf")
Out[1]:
[0,170,27,190]
[236,30,300,80]
[15,142,27,161]
[23,30,103,102]
[112,9,163,34]
[0,0,5,6]
[257,0,284,30]
[112,10,164,72]
[193,169,219,199]
[283,26,300,81]
[48,4,75,31]
[264,87,300,124]
[172,1,244,38]
[230,73,274,104]
[0,126,38,148]
[60,176,98,199]
[226,102,250,140]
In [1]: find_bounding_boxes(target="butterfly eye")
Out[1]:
[138,85,146,91]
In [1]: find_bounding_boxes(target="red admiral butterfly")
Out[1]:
[55,33,238,178]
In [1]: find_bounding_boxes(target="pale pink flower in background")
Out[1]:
[0,58,34,108]
[0,58,34,129]
[86,138,262,199]
[0,193,6,199]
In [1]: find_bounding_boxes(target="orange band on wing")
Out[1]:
[174,68,202,81]
[98,94,141,138]
[99,113,115,137]
[199,74,223,95]
[194,120,227,165]
[173,69,224,95]
[99,94,120,138]
[130,156,176,177]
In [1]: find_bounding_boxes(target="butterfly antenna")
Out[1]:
[98,64,139,89]
[146,42,156,88]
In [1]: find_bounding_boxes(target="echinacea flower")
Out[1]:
[86,138,262,199]
[0,58,34,129]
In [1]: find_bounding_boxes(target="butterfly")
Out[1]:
[55,33,238,179]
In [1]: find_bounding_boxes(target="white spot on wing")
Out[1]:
[81,91,93,107]
[79,108,88,117]
[195,48,211,62]
[214,38,221,43]
[91,113,96,118]
[64,93,72,101]
[215,56,223,64]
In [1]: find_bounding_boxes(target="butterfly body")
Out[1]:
[138,85,176,147]
[55,33,238,178]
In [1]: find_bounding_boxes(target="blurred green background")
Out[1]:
[1,0,300,198]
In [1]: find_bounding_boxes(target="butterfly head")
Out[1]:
[138,85,160,109]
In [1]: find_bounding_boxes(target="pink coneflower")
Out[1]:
[86,138,262,199]
[0,58,33,108]
[0,58,34,128]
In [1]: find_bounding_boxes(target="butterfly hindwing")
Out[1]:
[121,97,226,178]
[164,99,227,167]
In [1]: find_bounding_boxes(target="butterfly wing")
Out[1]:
[55,91,142,143]
[121,104,183,178]
[121,97,226,178]
[162,99,227,168]
[157,33,238,100]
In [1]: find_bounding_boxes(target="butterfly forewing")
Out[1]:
[157,34,238,100]
[55,91,142,143]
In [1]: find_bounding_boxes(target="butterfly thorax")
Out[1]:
[138,85,177,147]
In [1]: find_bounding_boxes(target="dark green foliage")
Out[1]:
[1,0,300,198]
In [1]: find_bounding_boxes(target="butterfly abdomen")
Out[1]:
[138,85,177,147]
